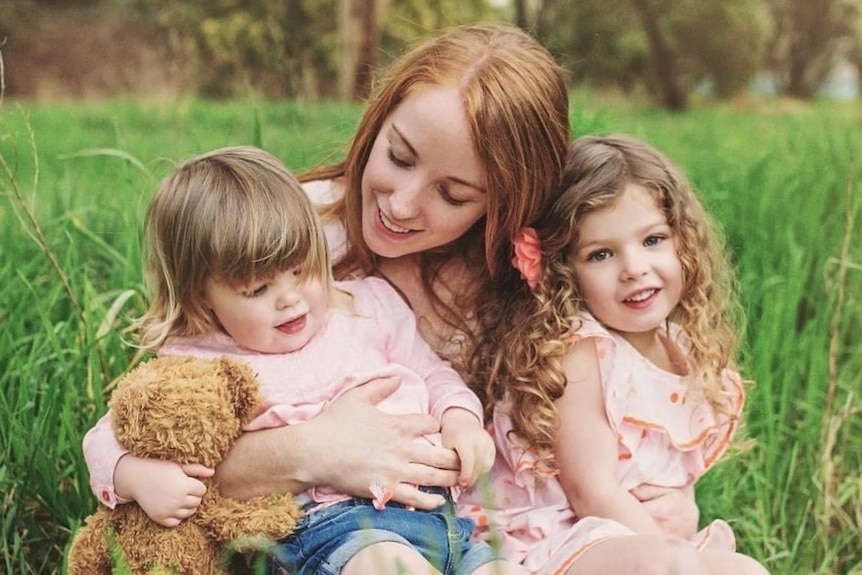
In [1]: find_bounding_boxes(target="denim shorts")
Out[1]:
[266,488,501,575]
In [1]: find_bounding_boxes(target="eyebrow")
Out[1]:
[390,124,487,194]
[578,220,670,251]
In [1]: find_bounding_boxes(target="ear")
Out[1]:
[216,355,264,423]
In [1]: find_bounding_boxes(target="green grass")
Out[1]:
[1,94,860,574]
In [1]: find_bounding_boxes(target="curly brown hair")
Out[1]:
[468,135,744,471]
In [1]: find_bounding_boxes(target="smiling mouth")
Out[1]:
[277,315,307,334]
[378,208,413,234]
[624,288,658,303]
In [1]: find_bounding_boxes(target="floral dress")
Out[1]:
[458,313,745,575]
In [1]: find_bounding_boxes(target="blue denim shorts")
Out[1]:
[266,489,500,575]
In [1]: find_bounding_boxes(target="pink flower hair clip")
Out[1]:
[512,227,542,290]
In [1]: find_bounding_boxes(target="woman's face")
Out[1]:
[360,85,488,259]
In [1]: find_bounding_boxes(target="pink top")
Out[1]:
[458,313,744,574]
[84,277,482,509]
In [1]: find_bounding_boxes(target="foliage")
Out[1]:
[4,0,862,106]
[381,0,501,55]
[1,94,861,574]
[136,0,342,98]
[765,0,862,98]
[131,0,500,100]
[552,0,769,105]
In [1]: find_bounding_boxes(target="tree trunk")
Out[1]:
[339,0,383,101]
[513,0,529,30]
[535,0,558,47]
[629,0,688,111]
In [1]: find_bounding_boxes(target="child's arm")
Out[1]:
[113,455,213,527]
[83,413,213,527]
[440,407,495,488]
[553,338,665,535]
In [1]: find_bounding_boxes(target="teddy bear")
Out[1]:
[67,355,301,575]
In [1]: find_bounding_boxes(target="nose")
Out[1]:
[388,179,422,220]
[620,250,649,280]
[275,285,301,309]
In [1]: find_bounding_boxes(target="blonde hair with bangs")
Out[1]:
[304,22,569,353]
[470,135,745,472]
[138,146,334,351]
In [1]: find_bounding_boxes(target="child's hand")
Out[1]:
[114,454,214,527]
[440,408,495,488]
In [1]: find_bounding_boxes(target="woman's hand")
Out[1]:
[630,483,699,538]
[216,376,461,510]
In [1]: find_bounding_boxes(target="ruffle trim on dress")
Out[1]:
[576,313,745,477]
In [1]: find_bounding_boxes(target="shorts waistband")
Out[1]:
[299,486,451,514]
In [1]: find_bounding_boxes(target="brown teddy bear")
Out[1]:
[67,355,301,575]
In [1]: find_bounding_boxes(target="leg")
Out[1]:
[342,541,443,575]
[701,549,771,575]
[565,534,711,575]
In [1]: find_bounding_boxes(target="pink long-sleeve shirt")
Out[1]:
[83,276,482,508]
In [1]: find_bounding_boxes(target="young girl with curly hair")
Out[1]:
[460,135,771,575]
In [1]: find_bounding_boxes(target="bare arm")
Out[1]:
[215,376,462,509]
[630,483,699,538]
[114,455,212,527]
[553,340,665,535]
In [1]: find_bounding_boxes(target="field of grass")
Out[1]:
[1,93,860,574]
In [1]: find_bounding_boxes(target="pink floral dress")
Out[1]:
[458,313,745,574]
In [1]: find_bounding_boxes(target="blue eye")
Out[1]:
[588,249,612,262]
[644,235,665,247]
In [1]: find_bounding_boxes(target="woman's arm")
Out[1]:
[630,483,699,538]
[215,376,462,509]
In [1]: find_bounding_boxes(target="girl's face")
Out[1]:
[203,267,329,354]
[571,183,683,340]
[360,85,488,259]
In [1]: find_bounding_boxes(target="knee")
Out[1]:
[342,541,435,575]
[735,554,771,575]
[633,538,708,575]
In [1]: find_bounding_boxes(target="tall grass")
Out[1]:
[1,95,860,574]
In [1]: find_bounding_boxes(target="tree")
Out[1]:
[552,0,768,110]
[629,0,687,110]
[766,0,861,98]
[338,0,386,101]
[138,0,341,99]
[380,0,499,55]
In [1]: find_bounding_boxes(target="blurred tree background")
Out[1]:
[0,0,859,107]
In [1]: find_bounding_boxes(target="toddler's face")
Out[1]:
[570,183,683,341]
[204,267,329,354]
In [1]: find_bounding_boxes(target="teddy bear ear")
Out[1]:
[216,355,264,424]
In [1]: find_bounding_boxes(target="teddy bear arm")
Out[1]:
[195,490,302,545]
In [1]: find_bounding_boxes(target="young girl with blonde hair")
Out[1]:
[461,135,771,575]
[84,146,529,575]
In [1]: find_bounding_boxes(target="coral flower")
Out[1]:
[512,227,542,290]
